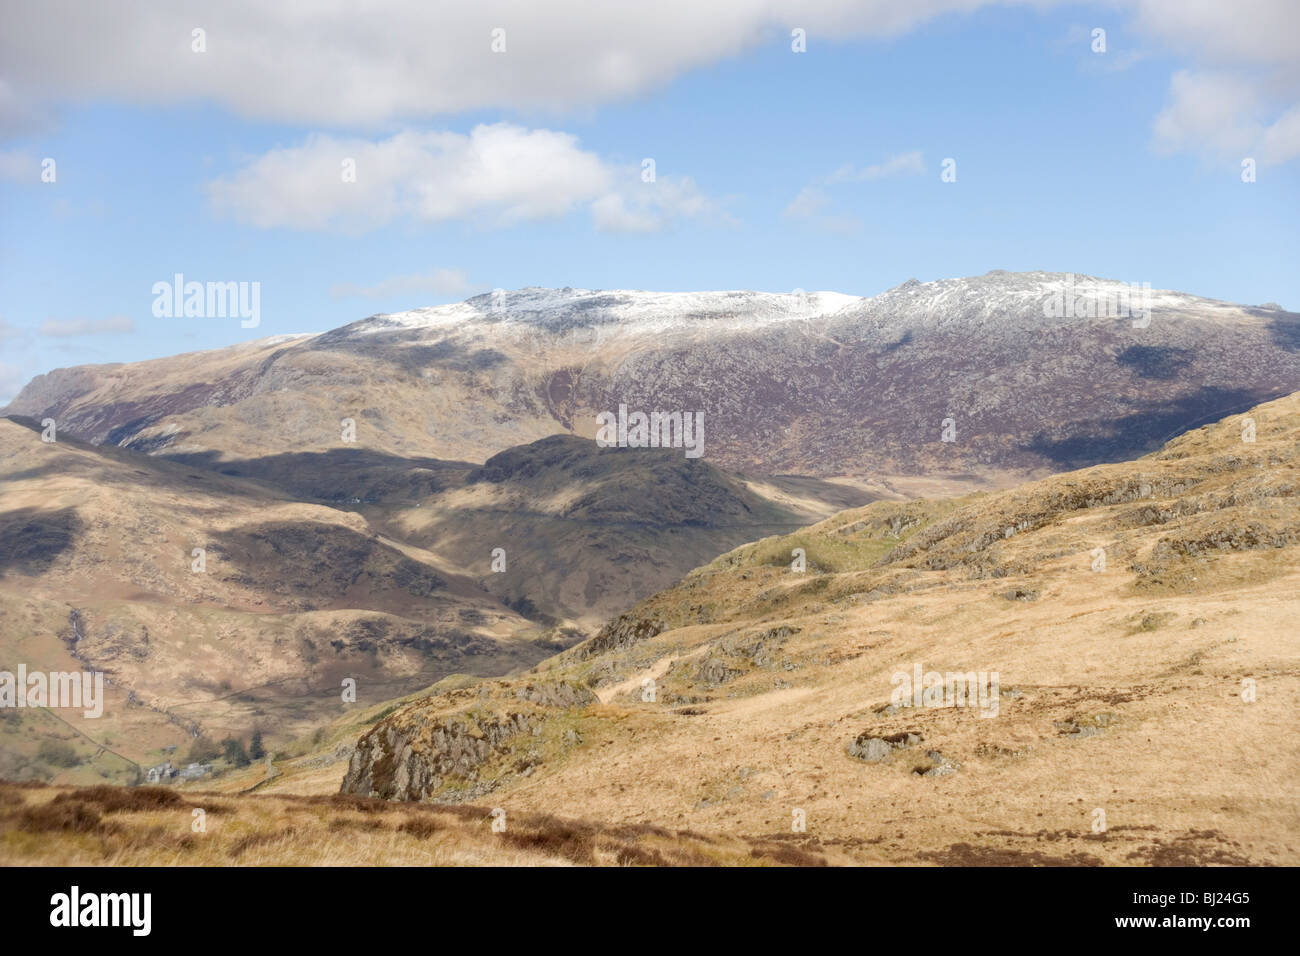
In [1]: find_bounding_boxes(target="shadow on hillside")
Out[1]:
[208,520,446,602]
[1022,385,1264,469]
[167,448,477,503]
[1115,345,1193,380]
[880,329,914,354]
[309,328,509,371]
[0,507,82,576]
[1256,308,1300,351]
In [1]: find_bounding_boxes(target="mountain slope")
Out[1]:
[0,417,545,782]
[0,419,867,782]
[365,434,863,627]
[8,273,1298,482]
[338,391,1300,865]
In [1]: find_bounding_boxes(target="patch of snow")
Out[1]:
[329,273,1271,344]
[347,288,864,337]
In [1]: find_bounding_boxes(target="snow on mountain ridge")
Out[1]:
[845,270,1262,337]
[342,271,1274,341]
[355,287,862,336]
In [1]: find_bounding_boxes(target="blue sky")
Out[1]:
[1,1,1297,402]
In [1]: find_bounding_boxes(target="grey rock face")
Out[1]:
[342,710,535,801]
[848,730,923,762]
[579,613,667,658]
[340,679,596,802]
[917,750,960,777]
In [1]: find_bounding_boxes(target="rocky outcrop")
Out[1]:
[510,680,597,709]
[848,730,923,762]
[340,680,596,802]
[342,710,536,801]
[578,613,667,659]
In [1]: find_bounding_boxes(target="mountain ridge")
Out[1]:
[0,418,870,782]
[7,271,1297,481]
[332,389,1300,865]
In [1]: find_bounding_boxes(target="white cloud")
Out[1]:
[0,2,1034,127]
[591,176,728,234]
[1136,0,1300,167]
[38,316,134,337]
[330,268,473,300]
[208,123,723,234]
[1153,70,1300,167]
[1153,71,1257,158]
[784,186,830,219]
[2,1,1294,176]
[1131,0,1300,66]
[785,151,922,229]
[824,151,926,183]
[1260,105,1300,165]
[0,79,47,140]
[208,126,608,232]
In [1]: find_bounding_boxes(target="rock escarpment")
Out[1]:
[341,680,596,802]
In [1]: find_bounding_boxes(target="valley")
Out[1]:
[2,275,1297,865]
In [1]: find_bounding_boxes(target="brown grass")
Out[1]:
[52,785,193,813]
[0,782,802,866]
[16,800,116,836]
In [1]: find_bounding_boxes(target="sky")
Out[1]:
[1,0,1297,403]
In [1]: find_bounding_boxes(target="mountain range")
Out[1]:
[334,388,1300,865]
[9,272,1299,481]
[2,271,1298,796]
[4,386,1295,865]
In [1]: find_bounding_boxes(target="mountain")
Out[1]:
[0,416,546,782]
[0,417,866,782]
[354,433,870,628]
[8,272,1299,485]
[4,270,1298,827]
[338,391,1300,865]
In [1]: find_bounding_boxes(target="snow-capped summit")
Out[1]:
[8,271,1297,481]
[347,287,863,337]
[338,271,1254,345]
